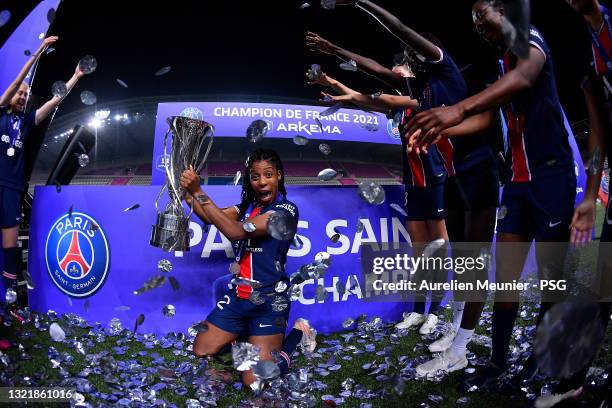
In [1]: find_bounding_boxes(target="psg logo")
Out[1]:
[45,212,110,298]
[386,118,401,140]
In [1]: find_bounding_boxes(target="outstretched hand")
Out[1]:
[406,104,465,149]
[306,71,336,87]
[35,36,58,56]
[306,31,336,55]
[319,91,352,105]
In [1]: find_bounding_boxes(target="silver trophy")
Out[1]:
[150,116,214,251]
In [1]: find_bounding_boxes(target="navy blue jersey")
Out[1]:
[499,27,573,182]
[418,49,491,171]
[0,107,36,191]
[234,195,298,298]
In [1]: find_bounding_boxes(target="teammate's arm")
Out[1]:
[571,75,608,243]
[181,168,273,241]
[306,31,405,90]
[335,0,441,62]
[407,45,546,141]
[408,111,494,152]
[35,63,84,125]
[310,73,417,112]
[0,36,58,108]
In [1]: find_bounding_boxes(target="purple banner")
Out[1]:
[151,102,399,184]
[28,185,410,335]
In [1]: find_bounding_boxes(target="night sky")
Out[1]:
[22,0,600,124]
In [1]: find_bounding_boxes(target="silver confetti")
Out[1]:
[249,290,266,306]
[133,275,166,295]
[300,2,311,9]
[162,304,176,318]
[5,288,16,304]
[330,233,341,243]
[157,259,173,273]
[49,322,66,342]
[271,296,289,312]
[0,10,11,27]
[51,81,68,98]
[233,171,242,186]
[340,59,358,71]
[358,181,386,205]
[293,135,309,145]
[306,64,322,82]
[318,143,332,156]
[321,0,336,10]
[80,90,96,106]
[319,103,343,118]
[267,211,296,240]
[356,219,364,233]
[315,285,328,301]
[78,55,98,74]
[168,276,180,291]
[77,153,89,167]
[390,203,407,216]
[123,203,140,212]
[243,222,256,233]
[246,119,269,143]
[116,78,129,88]
[275,280,288,293]
[318,168,337,181]
[252,360,281,380]
[232,342,260,371]
[155,66,172,76]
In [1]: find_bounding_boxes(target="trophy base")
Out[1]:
[150,213,191,252]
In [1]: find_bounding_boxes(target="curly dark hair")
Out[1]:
[237,148,287,218]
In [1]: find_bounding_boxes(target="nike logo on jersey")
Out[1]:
[258,323,272,328]
[437,209,444,213]
[548,220,562,228]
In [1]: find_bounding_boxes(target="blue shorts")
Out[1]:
[404,183,445,221]
[445,155,500,212]
[497,169,576,241]
[207,289,290,336]
[0,186,22,228]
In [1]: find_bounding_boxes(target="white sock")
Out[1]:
[450,327,474,356]
[451,301,465,332]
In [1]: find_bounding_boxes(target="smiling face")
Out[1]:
[10,83,29,112]
[249,160,281,207]
[472,1,504,46]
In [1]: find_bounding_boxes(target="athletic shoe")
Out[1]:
[419,313,439,335]
[294,318,317,353]
[534,385,583,408]
[395,312,425,330]
[428,329,456,353]
[460,362,505,393]
[416,349,468,378]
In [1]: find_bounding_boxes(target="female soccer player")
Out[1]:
[180,148,315,388]
[308,0,499,340]
[408,0,577,390]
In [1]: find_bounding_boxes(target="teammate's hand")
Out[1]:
[307,71,336,87]
[406,104,466,144]
[319,91,352,104]
[180,166,202,196]
[306,32,336,55]
[74,64,85,78]
[570,199,595,244]
[35,36,58,56]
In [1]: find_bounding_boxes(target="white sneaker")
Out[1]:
[428,329,456,352]
[416,349,468,379]
[294,318,317,353]
[395,312,425,330]
[534,386,583,408]
[419,313,439,335]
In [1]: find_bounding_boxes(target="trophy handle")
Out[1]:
[164,120,183,211]
[154,184,167,215]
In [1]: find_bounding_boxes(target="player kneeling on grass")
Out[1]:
[180,148,316,389]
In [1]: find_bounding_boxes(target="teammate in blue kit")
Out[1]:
[180,149,316,388]
[307,0,499,340]
[407,0,578,390]
[530,1,612,406]
[1,36,84,308]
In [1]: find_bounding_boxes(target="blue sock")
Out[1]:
[277,328,303,375]
[2,247,18,293]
